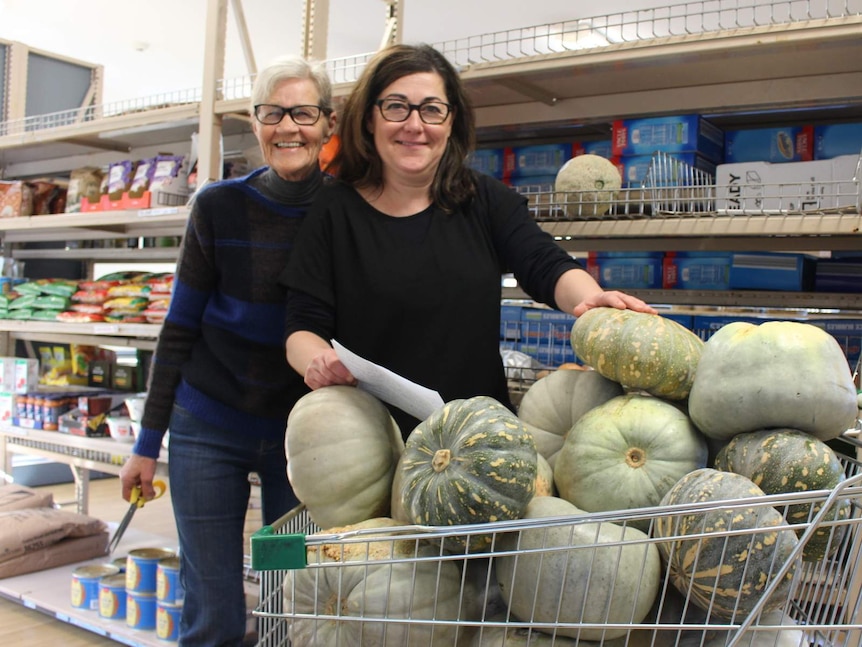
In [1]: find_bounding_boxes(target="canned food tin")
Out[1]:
[71,564,120,611]
[98,573,128,620]
[156,601,182,641]
[126,548,175,594]
[156,556,184,604]
[127,591,157,630]
[112,556,127,573]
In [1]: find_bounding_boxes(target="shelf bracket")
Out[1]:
[493,76,558,106]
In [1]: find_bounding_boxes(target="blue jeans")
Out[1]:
[167,404,299,647]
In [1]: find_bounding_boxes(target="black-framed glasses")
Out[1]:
[253,104,329,126]
[375,98,451,125]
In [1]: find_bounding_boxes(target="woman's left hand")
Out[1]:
[573,290,657,317]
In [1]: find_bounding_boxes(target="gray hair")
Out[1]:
[250,55,333,113]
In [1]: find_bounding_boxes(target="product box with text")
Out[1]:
[612,115,724,163]
[724,126,814,163]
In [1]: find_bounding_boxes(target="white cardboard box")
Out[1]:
[14,358,39,393]
[0,358,16,392]
[715,155,859,213]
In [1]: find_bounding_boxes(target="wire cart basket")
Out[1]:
[251,433,862,647]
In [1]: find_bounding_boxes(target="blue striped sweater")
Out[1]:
[133,167,320,459]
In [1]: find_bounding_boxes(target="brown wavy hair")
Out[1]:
[334,43,476,212]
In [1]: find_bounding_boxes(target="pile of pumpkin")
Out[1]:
[282,308,860,647]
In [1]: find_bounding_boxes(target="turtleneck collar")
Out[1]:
[250,166,324,206]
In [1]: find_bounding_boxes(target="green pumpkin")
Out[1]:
[715,428,850,561]
[554,393,708,531]
[399,396,537,552]
[569,307,703,400]
[688,320,857,441]
[655,468,799,621]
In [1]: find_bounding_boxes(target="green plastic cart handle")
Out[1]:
[250,525,308,571]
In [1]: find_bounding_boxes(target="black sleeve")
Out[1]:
[284,288,336,343]
[475,174,583,309]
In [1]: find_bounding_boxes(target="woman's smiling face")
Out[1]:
[369,72,453,184]
[252,77,335,181]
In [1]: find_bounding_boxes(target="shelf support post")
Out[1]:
[301,0,330,61]
[198,0,229,187]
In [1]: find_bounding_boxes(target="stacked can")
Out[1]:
[98,573,128,620]
[71,564,120,612]
[156,555,183,641]
[126,548,175,631]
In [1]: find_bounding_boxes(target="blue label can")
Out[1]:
[71,564,119,611]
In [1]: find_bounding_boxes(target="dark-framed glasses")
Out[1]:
[375,98,451,125]
[253,104,329,126]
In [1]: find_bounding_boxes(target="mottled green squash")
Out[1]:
[554,393,708,531]
[715,428,850,561]
[688,320,857,441]
[399,396,537,552]
[655,468,799,621]
[570,307,703,400]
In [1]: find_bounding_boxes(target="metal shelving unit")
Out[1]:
[0,2,860,644]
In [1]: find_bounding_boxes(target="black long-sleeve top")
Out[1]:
[281,172,582,438]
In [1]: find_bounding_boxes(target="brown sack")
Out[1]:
[0,483,54,512]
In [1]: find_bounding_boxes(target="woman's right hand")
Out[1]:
[304,347,357,389]
[119,454,159,502]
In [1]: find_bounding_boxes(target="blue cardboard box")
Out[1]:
[814,258,862,294]
[814,123,862,160]
[573,140,613,158]
[468,148,506,179]
[724,126,814,163]
[520,308,576,343]
[614,152,717,188]
[663,252,732,290]
[587,252,664,289]
[729,252,816,291]
[500,304,523,340]
[505,143,573,178]
[612,115,724,163]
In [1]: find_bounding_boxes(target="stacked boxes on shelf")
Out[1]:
[611,114,724,188]
[587,251,664,290]
[814,122,862,160]
[724,125,815,163]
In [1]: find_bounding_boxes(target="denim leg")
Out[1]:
[255,435,300,526]
[168,404,253,647]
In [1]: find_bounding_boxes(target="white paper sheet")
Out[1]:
[332,340,445,422]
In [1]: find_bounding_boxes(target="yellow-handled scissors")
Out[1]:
[108,479,167,555]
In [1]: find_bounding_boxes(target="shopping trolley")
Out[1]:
[252,434,862,646]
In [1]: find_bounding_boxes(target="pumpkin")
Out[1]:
[494,496,661,642]
[714,428,850,561]
[554,393,708,531]
[283,517,466,646]
[687,320,857,441]
[286,386,404,528]
[655,468,800,621]
[534,453,555,498]
[516,368,624,466]
[398,396,537,552]
[554,153,622,217]
[569,307,703,400]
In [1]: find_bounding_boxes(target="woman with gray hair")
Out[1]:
[120,54,335,646]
